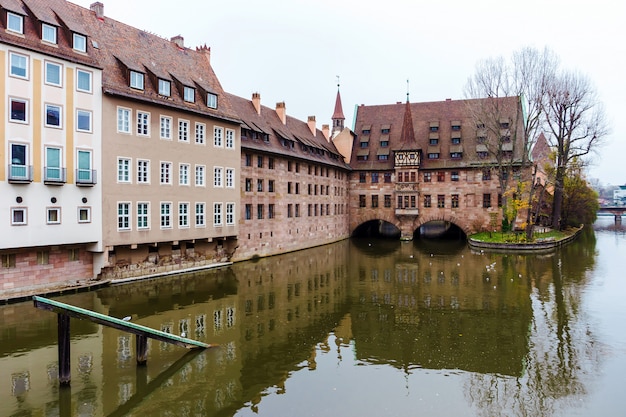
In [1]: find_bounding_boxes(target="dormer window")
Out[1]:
[500,121,510,129]
[381,125,391,134]
[183,86,195,102]
[73,33,87,52]
[130,71,144,90]
[451,125,461,131]
[207,93,217,109]
[158,79,171,97]
[42,23,57,44]
[7,12,23,34]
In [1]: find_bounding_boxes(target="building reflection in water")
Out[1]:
[0,232,600,416]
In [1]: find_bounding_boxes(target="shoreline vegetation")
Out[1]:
[468,226,583,251]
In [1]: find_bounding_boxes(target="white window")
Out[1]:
[47,207,61,224]
[184,86,195,102]
[137,202,149,229]
[226,168,235,188]
[179,120,189,142]
[118,202,131,230]
[195,203,205,227]
[76,69,92,92]
[213,167,223,187]
[137,111,149,136]
[9,52,28,78]
[213,126,223,147]
[226,203,235,225]
[45,147,63,182]
[78,207,91,223]
[160,162,172,184]
[9,143,28,180]
[117,107,130,133]
[130,71,144,90]
[76,150,93,183]
[179,163,189,185]
[137,159,149,183]
[226,129,235,149]
[7,12,23,34]
[195,123,205,144]
[45,104,62,128]
[73,33,87,52]
[160,116,172,139]
[9,98,27,122]
[11,208,27,225]
[160,203,172,228]
[45,61,62,86]
[117,157,131,183]
[179,203,189,228]
[42,23,57,43]
[213,203,223,226]
[76,110,92,132]
[158,79,171,96]
[195,165,205,186]
[207,93,217,109]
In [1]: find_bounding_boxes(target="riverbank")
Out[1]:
[468,226,584,252]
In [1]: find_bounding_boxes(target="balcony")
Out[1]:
[76,169,97,186]
[8,164,33,183]
[44,167,67,185]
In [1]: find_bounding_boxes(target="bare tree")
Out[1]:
[542,71,609,229]
[465,47,558,236]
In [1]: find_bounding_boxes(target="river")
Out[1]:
[1,216,625,417]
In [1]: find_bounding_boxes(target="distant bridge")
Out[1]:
[598,206,626,223]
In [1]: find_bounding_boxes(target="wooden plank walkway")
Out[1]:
[33,295,213,385]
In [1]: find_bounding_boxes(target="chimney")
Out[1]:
[90,2,104,19]
[276,102,286,125]
[322,124,330,141]
[171,35,184,49]
[307,116,316,136]
[196,44,211,63]
[252,92,261,115]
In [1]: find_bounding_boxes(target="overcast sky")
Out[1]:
[73,0,625,185]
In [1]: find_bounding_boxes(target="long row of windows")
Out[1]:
[8,97,92,131]
[5,12,87,52]
[127,70,218,109]
[244,203,346,220]
[9,206,91,226]
[117,202,235,230]
[8,143,94,184]
[116,157,235,187]
[357,194,499,209]
[244,154,344,180]
[356,169,503,184]
[8,52,93,91]
[116,107,235,147]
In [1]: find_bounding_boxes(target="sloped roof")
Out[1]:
[350,96,524,171]
[0,0,98,68]
[227,92,350,171]
[69,3,239,122]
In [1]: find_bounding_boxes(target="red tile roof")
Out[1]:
[68,2,239,123]
[351,97,524,171]
[227,92,350,170]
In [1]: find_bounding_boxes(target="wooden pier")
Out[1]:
[32,295,212,385]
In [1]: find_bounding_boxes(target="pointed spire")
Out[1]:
[331,76,345,136]
[399,90,416,146]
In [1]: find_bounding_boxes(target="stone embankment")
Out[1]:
[468,226,583,253]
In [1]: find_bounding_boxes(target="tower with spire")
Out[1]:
[331,77,345,137]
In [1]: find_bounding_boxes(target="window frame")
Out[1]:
[178,202,189,228]
[160,161,172,184]
[117,107,131,133]
[160,115,172,139]
[73,33,87,52]
[225,168,235,188]
[178,119,189,142]
[137,159,150,184]
[213,202,223,226]
[46,207,61,224]
[160,202,172,229]
[117,157,131,183]
[9,52,28,79]
[76,69,92,93]
[195,165,205,186]
[42,23,57,44]
[78,207,91,223]
[213,126,223,147]
[130,71,144,90]
[158,79,171,97]
[11,207,27,225]
[225,129,235,149]
[226,203,235,225]
[195,122,205,144]
[45,61,62,86]
[183,86,195,102]
[76,109,92,132]
[7,12,24,34]
[136,111,150,136]
[44,104,62,128]
[213,166,223,187]
[207,93,217,109]
[9,98,28,123]
[44,146,63,182]
[117,202,131,231]
[137,202,150,229]
[195,202,206,227]
[179,163,190,186]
